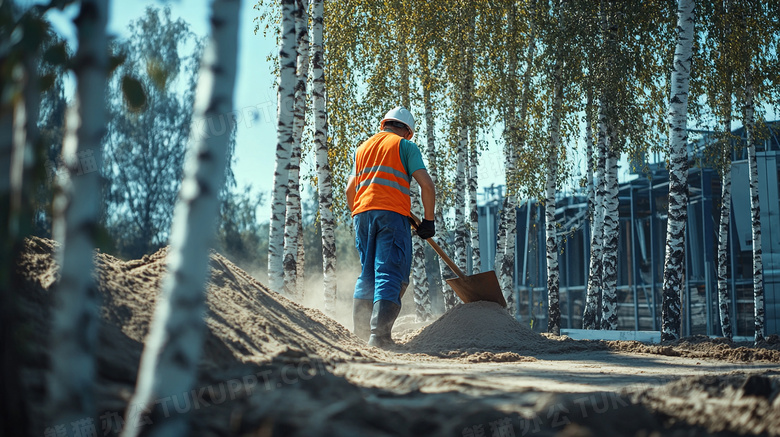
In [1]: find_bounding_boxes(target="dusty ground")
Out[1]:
[14,237,780,436]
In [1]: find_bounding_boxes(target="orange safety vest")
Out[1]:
[352,131,411,217]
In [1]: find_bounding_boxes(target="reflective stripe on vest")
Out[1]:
[352,132,412,217]
[356,165,411,195]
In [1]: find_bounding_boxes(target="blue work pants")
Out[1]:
[353,210,411,306]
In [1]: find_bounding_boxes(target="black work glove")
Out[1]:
[416,219,435,239]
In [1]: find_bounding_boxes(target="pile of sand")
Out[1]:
[17,237,373,368]
[401,302,546,354]
[400,301,606,357]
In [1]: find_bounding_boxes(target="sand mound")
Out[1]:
[401,301,546,354]
[17,237,371,368]
[400,301,606,357]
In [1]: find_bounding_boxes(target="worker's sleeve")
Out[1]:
[399,139,426,176]
[351,150,357,176]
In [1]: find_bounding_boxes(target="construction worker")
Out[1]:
[346,106,436,348]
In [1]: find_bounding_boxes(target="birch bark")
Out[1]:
[468,131,480,274]
[48,0,109,428]
[661,0,695,342]
[268,0,297,293]
[601,140,620,330]
[499,0,534,316]
[284,0,309,300]
[120,1,240,435]
[715,0,734,340]
[583,100,608,329]
[742,69,764,344]
[500,197,518,316]
[311,0,337,313]
[546,59,562,336]
[716,116,733,338]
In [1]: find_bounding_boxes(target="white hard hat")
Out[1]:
[380,106,415,135]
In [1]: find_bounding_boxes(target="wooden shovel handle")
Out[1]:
[409,212,467,280]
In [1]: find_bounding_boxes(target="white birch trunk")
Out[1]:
[451,126,468,310]
[311,0,336,313]
[283,141,301,298]
[468,133,480,274]
[716,116,733,339]
[120,1,240,435]
[268,0,297,293]
[661,0,695,342]
[283,0,309,300]
[47,0,108,427]
[743,70,764,344]
[546,61,562,335]
[498,1,532,319]
[500,197,518,317]
[583,100,608,329]
[422,55,450,313]
[600,141,620,330]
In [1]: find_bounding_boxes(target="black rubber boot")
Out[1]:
[352,299,373,342]
[367,300,401,349]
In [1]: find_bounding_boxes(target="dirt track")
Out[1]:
[14,237,780,436]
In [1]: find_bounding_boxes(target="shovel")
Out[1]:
[410,213,507,308]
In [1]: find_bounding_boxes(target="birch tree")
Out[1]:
[468,132,481,274]
[283,0,309,300]
[395,4,433,321]
[47,0,109,428]
[583,101,608,329]
[742,69,764,343]
[120,1,240,435]
[268,0,296,293]
[419,34,444,320]
[716,116,734,339]
[594,2,621,331]
[500,0,538,317]
[545,55,563,335]
[734,0,780,343]
[310,0,337,314]
[449,0,473,297]
[699,0,737,339]
[661,0,695,342]
[583,0,671,330]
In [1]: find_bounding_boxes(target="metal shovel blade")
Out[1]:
[408,212,507,308]
[445,270,507,307]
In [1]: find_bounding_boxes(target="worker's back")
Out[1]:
[351,131,412,217]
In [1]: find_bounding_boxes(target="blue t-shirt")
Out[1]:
[353,136,426,177]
